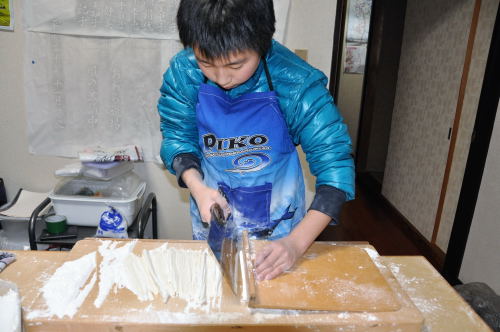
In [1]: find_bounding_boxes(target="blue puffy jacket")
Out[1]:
[158,40,355,217]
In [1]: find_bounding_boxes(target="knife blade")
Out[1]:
[207,203,226,261]
[207,203,239,295]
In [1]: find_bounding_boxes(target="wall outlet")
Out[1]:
[294,49,308,62]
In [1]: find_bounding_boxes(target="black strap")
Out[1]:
[202,56,274,91]
[262,57,274,91]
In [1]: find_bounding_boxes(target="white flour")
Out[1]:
[96,309,246,325]
[0,288,21,332]
[363,247,387,270]
[94,240,138,307]
[31,240,223,319]
[40,252,97,318]
[386,261,442,329]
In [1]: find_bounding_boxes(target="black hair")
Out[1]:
[177,0,276,59]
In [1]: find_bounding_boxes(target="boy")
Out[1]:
[158,0,354,281]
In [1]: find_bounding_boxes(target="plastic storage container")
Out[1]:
[49,172,146,226]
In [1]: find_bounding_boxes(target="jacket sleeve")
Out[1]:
[289,70,355,221]
[157,55,202,176]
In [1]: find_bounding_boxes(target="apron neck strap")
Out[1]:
[202,56,274,91]
[262,57,274,91]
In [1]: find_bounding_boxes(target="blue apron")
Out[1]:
[191,59,305,240]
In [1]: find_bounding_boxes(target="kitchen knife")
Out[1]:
[207,203,239,295]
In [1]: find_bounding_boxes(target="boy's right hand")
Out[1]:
[181,168,229,223]
[191,185,229,224]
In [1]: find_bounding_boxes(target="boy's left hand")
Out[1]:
[253,210,333,281]
[254,236,302,281]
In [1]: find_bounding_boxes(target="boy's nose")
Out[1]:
[215,69,231,87]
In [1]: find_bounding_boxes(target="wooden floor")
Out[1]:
[317,184,426,257]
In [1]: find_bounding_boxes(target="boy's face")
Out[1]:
[194,48,261,90]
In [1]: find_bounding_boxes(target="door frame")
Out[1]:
[329,0,348,101]
[353,0,407,190]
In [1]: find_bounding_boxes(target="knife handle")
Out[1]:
[210,203,226,226]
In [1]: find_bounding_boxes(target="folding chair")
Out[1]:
[0,189,51,250]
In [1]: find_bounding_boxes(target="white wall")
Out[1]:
[459,101,500,294]
[284,0,336,82]
[283,0,338,205]
[0,1,336,240]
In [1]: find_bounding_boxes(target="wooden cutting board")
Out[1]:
[4,239,426,331]
[247,241,401,312]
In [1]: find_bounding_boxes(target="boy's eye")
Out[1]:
[229,65,243,70]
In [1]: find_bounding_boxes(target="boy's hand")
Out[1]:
[253,210,334,281]
[191,185,229,223]
[182,168,229,223]
[254,236,303,281]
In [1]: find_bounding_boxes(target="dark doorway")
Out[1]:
[330,0,373,156]
[330,0,408,194]
[355,0,407,193]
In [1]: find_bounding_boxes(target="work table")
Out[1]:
[0,239,492,332]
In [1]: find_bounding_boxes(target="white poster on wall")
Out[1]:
[23,0,290,161]
[25,34,182,160]
[23,0,180,39]
[23,0,290,42]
